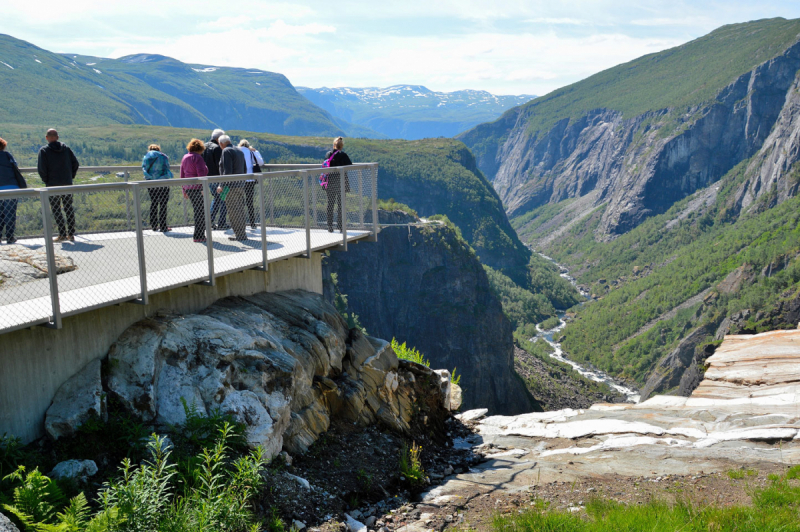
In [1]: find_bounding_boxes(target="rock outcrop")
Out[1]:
[46,290,458,458]
[422,330,800,505]
[324,222,539,415]
[44,359,106,440]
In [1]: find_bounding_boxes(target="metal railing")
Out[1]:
[0,163,378,334]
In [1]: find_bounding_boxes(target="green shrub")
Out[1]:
[450,368,461,387]
[0,425,267,532]
[391,338,429,367]
[377,198,418,218]
[538,316,561,330]
[399,442,426,486]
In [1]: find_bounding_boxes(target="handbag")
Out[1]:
[251,151,262,173]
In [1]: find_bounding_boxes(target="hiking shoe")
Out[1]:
[67,235,75,242]
[54,235,67,242]
[193,238,206,243]
[228,236,247,241]
[6,237,16,244]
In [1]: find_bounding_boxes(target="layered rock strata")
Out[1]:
[422,330,800,505]
[44,290,459,458]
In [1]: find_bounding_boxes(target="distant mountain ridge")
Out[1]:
[297,85,535,140]
[0,34,344,136]
[460,17,800,237]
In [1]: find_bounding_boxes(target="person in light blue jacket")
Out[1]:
[142,143,174,232]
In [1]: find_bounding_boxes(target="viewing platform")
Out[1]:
[0,163,378,334]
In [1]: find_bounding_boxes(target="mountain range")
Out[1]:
[0,33,532,141]
[297,85,534,140]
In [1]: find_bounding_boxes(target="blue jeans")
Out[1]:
[210,185,227,227]
[0,198,17,240]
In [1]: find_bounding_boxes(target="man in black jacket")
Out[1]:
[203,129,228,229]
[37,129,79,242]
[217,135,247,241]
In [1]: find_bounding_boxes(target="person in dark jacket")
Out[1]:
[324,136,352,232]
[0,137,28,244]
[37,129,79,242]
[217,135,248,241]
[203,129,228,229]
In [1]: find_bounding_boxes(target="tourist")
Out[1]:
[37,129,79,242]
[0,137,28,244]
[238,139,263,229]
[324,136,352,233]
[180,139,209,242]
[217,135,247,241]
[141,143,174,232]
[203,129,228,230]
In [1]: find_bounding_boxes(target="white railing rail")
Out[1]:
[0,163,379,334]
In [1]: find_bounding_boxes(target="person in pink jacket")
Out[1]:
[180,139,209,242]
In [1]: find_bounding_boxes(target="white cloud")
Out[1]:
[4,0,800,96]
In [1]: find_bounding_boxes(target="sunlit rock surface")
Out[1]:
[423,330,800,503]
[49,290,456,459]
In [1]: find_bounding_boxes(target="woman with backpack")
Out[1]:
[141,143,174,232]
[323,137,352,233]
[238,139,264,229]
[0,137,28,244]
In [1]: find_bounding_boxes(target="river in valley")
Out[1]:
[532,253,642,403]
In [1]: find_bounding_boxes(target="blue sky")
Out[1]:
[3,0,800,96]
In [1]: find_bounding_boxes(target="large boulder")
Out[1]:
[0,512,20,532]
[95,290,456,458]
[44,359,105,440]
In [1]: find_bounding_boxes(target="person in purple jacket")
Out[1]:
[180,139,209,242]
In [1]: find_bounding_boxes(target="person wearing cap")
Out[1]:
[37,129,80,242]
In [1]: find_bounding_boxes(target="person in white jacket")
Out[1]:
[238,139,264,229]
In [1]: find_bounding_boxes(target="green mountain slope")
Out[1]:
[0,34,343,136]
[462,17,800,174]
[545,158,800,388]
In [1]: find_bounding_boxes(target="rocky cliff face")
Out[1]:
[323,221,539,415]
[44,290,459,458]
[462,38,800,238]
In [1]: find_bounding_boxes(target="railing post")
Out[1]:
[259,175,268,270]
[358,166,364,228]
[304,171,311,258]
[372,164,379,241]
[131,183,148,305]
[39,190,62,329]
[269,176,275,226]
[124,171,132,231]
[340,167,347,251]
[202,180,215,285]
[312,175,317,228]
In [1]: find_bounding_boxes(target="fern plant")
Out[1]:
[391,338,430,367]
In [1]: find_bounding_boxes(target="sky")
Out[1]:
[3,0,800,96]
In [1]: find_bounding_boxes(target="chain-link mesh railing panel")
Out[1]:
[0,192,55,330]
[261,172,311,260]
[344,166,372,231]
[210,176,267,275]
[46,186,143,316]
[138,181,210,292]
